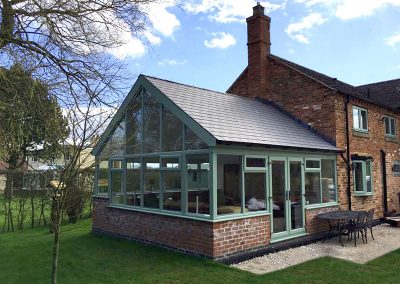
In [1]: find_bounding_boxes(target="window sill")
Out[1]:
[385,136,399,143]
[93,194,109,199]
[353,192,373,197]
[305,203,339,210]
[353,130,370,138]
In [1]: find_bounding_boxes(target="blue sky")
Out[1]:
[117,0,400,93]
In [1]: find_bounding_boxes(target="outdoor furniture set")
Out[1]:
[317,209,375,246]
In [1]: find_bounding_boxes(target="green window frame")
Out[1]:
[353,160,373,195]
[384,116,396,138]
[353,106,368,133]
[304,158,337,206]
[393,161,400,177]
[243,155,268,213]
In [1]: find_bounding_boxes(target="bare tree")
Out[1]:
[1,1,159,283]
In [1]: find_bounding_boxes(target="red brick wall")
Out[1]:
[267,58,338,143]
[92,197,271,259]
[305,206,339,234]
[212,215,270,258]
[335,97,400,217]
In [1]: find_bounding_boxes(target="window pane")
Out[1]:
[162,171,181,211]
[321,160,336,203]
[143,91,160,153]
[187,155,209,214]
[126,158,140,206]
[97,160,108,194]
[161,157,180,169]
[126,95,142,154]
[111,160,122,169]
[185,126,208,150]
[366,161,372,193]
[245,172,266,212]
[111,171,123,204]
[305,172,320,204]
[143,157,160,208]
[110,119,125,156]
[217,155,242,215]
[353,108,360,129]
[271,160,286,233]
[385,117,390,135]
[354,162,363,192]
[162,107,183,152]
[246,158,266,168]
[390,118,396,136]
[361,110,368,130]
[306,160,320,169]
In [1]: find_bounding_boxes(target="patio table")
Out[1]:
[317,210,363,246]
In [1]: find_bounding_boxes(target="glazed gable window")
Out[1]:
[384,116,396,138]
[353,106,368,132]
[353,160,373,195]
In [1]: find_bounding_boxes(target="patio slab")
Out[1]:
[231,224,400,274]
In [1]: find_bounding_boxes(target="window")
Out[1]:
[161,157,181,212]
[126,95,142,155]
[143,91,160,153]
[353,160,373,195]
[243,156,268,212]
[143,157,160,208]
[126,158,141,206]
[305,159,337,205]
[187,155,210,215]
[111,160,124,204]
[393,161,400,177]
[353,107,368,132]
[217,155,242,215]
[245,157,266,169]
[384,116,396,137]
[185,126,208,150]
[97,160,109,195]
[110,118,125,156]
[162,107,183,152]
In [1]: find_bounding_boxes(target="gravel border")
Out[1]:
[231,224,400,274]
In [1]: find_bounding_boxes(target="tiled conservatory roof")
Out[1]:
[144,75,338,152]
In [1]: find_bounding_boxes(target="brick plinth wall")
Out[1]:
[92,197,271,259]
[305,206,339,234]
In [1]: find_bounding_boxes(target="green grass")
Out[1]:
[0,220,399,284]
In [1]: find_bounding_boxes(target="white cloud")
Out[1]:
[296,0,400,20]
[158,58,188,66]
[184,0,284,23]
[285,13,326,44]
[146,0,180,37]
[385,34,400,47]
[204,32,236,48]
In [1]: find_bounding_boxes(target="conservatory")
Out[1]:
[92,75,339,260]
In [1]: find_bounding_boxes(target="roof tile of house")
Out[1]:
[269,54,400,112]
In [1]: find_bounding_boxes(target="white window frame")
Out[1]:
[353,106,368,133]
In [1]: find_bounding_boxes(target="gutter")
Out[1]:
[344,94,352,210]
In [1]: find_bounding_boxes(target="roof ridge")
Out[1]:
[268,54,355,89]
[357,78,400,88]
[143,74,258,102]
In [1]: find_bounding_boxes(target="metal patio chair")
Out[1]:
[344,211,367,247]
[363,208,375,243]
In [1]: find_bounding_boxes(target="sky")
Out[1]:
[113,0,400,93]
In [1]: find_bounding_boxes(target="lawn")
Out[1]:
[0,220,399,284]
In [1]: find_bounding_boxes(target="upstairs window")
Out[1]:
[393,161,400,177]
[353,160,373,195]
[353,106,368,132]
[384,116,396,138]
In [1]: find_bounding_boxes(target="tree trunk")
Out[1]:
[51,197,60,284]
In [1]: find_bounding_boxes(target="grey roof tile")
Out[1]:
[145,75,338,152]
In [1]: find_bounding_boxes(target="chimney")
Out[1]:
[246,2,271,98]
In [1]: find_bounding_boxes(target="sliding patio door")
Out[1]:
[270,158,305,238]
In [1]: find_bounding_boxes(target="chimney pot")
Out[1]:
[253,2,265,16]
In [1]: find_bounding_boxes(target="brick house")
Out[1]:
[91,3,400,261]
